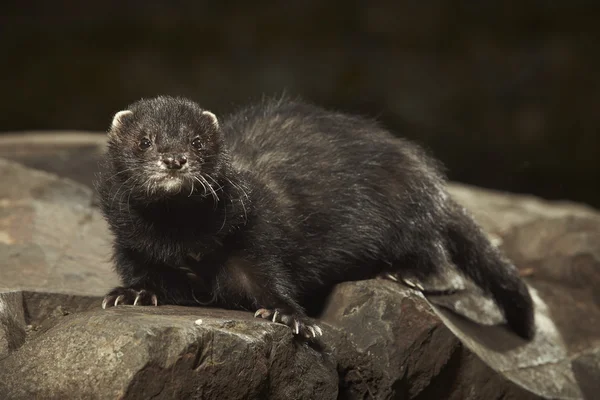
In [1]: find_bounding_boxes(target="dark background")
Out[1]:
[2,1,599,207]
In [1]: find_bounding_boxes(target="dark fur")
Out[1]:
[95,95,535,340]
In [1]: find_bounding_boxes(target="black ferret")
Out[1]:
[95,95,535,340]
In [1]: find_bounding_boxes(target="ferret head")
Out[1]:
[105,95,226,200]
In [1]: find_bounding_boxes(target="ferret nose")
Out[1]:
[162,155,187,170]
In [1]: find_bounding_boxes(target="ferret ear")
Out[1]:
[202,110,219,129]
[110,110,133,134]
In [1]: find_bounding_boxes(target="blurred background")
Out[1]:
[1,0,599,207]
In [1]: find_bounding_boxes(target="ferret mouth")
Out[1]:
[164,172,184,180]
[145,169,217,199]
[148,171,190,194]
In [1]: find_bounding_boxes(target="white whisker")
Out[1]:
[193,176,208,196]
[204,174,225,193]
[188,177,195,197]
[199,174,219,207]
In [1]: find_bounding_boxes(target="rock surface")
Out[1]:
[0,157,117,296]
[0,132,107,190]
[445,185,600,400]
[0,291,26,359]
[1,133,599,399]
[0,304,338,400]
[322,280,541,400]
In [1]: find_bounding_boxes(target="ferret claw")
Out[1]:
[402,279,417,288]
[253,307,322,339]
[102,287,158,308]
[382,273,427,293]
[254,308,272,319]
[101,296,113,310]
[114,295,124,306]
[306,324,323,337]
[401,279,425,291]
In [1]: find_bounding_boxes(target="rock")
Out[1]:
[0,138,599,399]
[447,184,600,237]
[0,157,118,296]
[0,291,26,359]
[0,306,338,400]
[444,184,600,400]
[0,132,107,190]
[572,348,600,399]
[321,280,540,400]
[502,216,600,355]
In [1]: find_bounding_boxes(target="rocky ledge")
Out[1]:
[0,133,599,399]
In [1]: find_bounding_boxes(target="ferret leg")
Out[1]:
[101,246,193,308]
[224,255,324,339]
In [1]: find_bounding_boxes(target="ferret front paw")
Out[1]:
[101,287,158,309]
[254,308,323,338]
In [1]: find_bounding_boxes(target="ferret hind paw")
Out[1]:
[253,308,323,338]
[378,272,427,291]
[102,287,158,309]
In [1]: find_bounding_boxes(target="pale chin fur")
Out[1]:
[144,171,188,196]
[158,177,185,193]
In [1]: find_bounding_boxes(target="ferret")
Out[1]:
[95,95,535,340]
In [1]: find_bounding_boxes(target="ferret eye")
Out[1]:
[191,137,202,150]
[138,138,152,150]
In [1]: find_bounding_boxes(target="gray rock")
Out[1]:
[0,291,26,359]
[0,306,338,400]
[321,280,541,400]
[0,132,107,190]
[0,157,118,296]
[0,136,599,399]
[446,184,600,400]
[572,348,600,399]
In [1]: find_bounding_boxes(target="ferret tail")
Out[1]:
[443,199,536,340]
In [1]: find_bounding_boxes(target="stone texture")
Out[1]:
[321,280,541,400]
[0,157,117,296]
[0,132,107,189]
[445,185,600,400]
[0,137,599,399]
[0,291,26,359]
[0,306,338,400]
